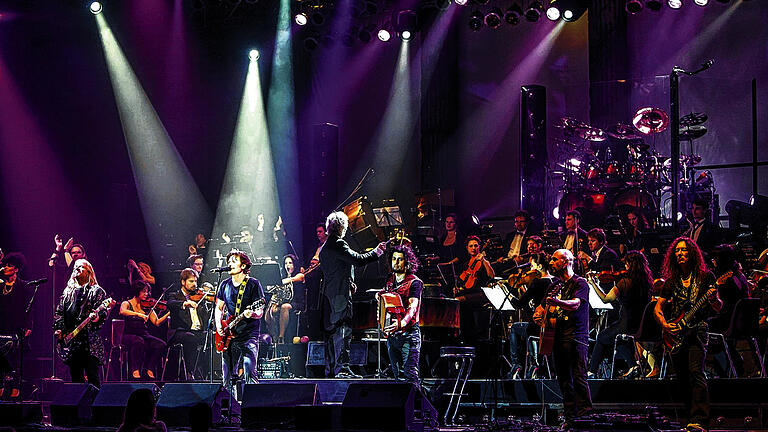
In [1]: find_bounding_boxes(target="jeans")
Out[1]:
[387,326,421,383]
[509,322,530,369]
[67,350,101,387]
[553,338,592,421]
[222,335,259,389]
[671,334,709,426]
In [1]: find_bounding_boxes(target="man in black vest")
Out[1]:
[319,211,386,378]
[167,268,210,379]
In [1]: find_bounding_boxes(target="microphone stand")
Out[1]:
[20,279,45,399]
[204,271,226,384]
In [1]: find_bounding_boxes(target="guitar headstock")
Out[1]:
[716,271,734,285]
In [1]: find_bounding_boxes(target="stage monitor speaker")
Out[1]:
[0,401,43,425]
[241,382,321,429]
[50,383,98,426]
[342,382,438,431]
[91,383,159,426]
[306,341,367,366]
[156,383,231,427]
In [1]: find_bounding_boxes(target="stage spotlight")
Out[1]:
[248,49,260,61]
[436,0,452,10]
[303,37,319,51]
[359,28,372,43]
[469,10,483,30]
[89,1,103,14]
[646,0,663,10]
[546,5,560,20]
[311,10,325,25]
[378,29,391,41]
[395,9,417,40]
[626,0,643,13]
[694,0,708,5]
[476,0,490,5]
[455,0,468,5]
[560,0,587,21]
[294,12,308,25]
[553,206,560,220]
[525,1,542,22]
[504,3,523,24]
[668,0,682,8]
[485,8,502,28]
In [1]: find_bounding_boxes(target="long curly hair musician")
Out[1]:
[387,244,419,275]
[661,236,707,282]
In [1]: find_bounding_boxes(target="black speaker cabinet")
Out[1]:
[241,382,321,429]
[342,382,418,430]
[50,383,98,426]
[0,401,43,425]
[91,383,159,426]
[156,383,231,427]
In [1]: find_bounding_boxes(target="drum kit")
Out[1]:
[554,106,714,226]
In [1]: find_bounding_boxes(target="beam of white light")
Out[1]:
[96,14,212,265]
[268,0,302,256]
[212,59,279,259]
[664,1,741,71]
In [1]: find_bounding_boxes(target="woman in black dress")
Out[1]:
[119,281,169,379]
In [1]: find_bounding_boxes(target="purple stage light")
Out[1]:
[378,29,391,41]
[668,0,682,9]
[295,12,308,26]
[626,0,643,13]
[546,6,560,21]
[646,0,663,10]
[485,8,502,28]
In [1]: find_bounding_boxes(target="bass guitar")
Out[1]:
[57,297,116,363]
[662,271,731,354]
[457,239,492,293]
[538,280,564,356]
[215,298,266,353]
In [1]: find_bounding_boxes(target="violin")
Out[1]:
[596,270,629,284]
[139,297,167,311]
[186,282,216,303]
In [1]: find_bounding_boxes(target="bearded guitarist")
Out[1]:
[215,251,264,389]
[53,259,109,387]
[654,237,721,432]
[533,249,591,430]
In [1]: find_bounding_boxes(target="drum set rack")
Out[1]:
[552,106,717,227]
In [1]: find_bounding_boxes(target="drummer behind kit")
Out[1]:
[555,107,717,227]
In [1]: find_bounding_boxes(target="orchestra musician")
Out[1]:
[120,280,170,379]
[456,235,495,343]
[215,250,265,387]
[319,211,387,378]
[578,228,621,273]
[167,268,210,380]
[588,251,652,378]
[619,210,649,256]
[188,233,209,256]
[127,259,156,287]
[654,237,721,432]
[265,254,304,344]
[376,244,423,383]
[561,211,587,272]
[53,259,108,387]
[494,210,532,269]
[533,249,592,428]
[49,235,87,278]
[684,199,719,254]
[438,213,466,267]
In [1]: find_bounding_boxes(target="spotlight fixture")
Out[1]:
[436,0,452,10]
[693,0,708,5]
[469,10,483,31]
[646,0,663,10]
[455,0,469,5]
[625,0,643,13]
[546,5,560,20]
[476,0,490,5]
[485,7,502,28]
[89,1,103,14]
[504,3,523,24]
[561,0,587,21]
[525,1,542,22]
[667,0,682,8]
[359,28,372,43]
[395,9,417,41]
[378,29,391,41]
[303,37,319,51]
[295,12,308,25]
[311,11,325,25]
[248,49,260,61]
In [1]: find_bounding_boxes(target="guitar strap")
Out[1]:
[234,279,248,315]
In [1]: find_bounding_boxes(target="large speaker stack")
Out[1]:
[520,85,547,228]
[156,383,232,426]
[241,382,321,429]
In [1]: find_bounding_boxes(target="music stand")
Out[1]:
[249,262,283,287]
[481,282,517,312]
[373,206,403,227]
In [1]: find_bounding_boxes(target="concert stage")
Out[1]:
[2,378,767,431]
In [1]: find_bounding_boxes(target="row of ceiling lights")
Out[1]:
[464,1,586,31]
[626,0,748,12]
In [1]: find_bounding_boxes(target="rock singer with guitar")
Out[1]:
[214,250,265,389]
[533,249,592,430]
[53,259,111,387]
[654,237,721,432]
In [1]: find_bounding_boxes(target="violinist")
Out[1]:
[119,280,169,379]
[587,251,652,378]
[456,236,494,343]
[167,268,211,380]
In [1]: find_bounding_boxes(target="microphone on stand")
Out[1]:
[210,267,231,273]
[28,278,48,285]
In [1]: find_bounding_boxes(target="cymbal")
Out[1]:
[682,154,702,166]
[679,125,707,141]
[576,125,607,142]
[557,117,588,130]
[680,112,708,127]
[607,123,644,140]
[633,107,669,135]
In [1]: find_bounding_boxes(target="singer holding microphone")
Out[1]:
[0,252,34,377]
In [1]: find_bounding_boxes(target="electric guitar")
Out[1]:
[662,271,731,354]
[215,298,266,353]
[538,281,564,356]
[56,297,116,363]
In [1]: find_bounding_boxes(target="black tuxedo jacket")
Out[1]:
[587,246,621,272]
[318,235,380,330]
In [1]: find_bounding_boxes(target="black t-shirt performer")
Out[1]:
[654,237,721,432]
[376,245,423,383]
[215,251,265,388]
[533,249,592,428]
[319,211,387,378]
